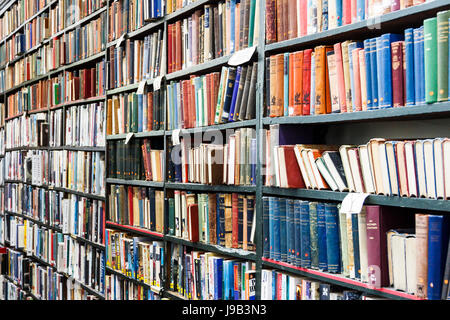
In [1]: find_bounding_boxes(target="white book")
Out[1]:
[228,136,236,185]
[423,139,436,199]
[414,140,428,198]
[348,148,364,193]
[316,157,339,191]
[433,138,445,199]
[443,139,450,199]
[358,144,376,193]
[339,145,356,192]
[358,207,369,283]
[404,141,418,197]
[294,146,312,189]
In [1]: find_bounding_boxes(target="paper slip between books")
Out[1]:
[137,80,147,94]
[124,133,134,144]
[153,76,163,91]
[228,46,257,66]
[340,193,370,214]
[115,33,126,48]
[172,129,181,145]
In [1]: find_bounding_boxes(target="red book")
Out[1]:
[206,74,212,126]
[300,0,308,36]
[333,43,347,112]
[128,186,134,226]
[189,80,196,128]
[168,24,172,73]
[365,205,414,288]
[276,0,283,41]
[287,0,297,39]
[147,92,153,131]
[343,0,351,25]
[391,41,404,107]
[351,48,362,111]
[90,67,96,98]
[231,193,239,249]
[265,0,277,43]
[280,146,306,188]
[351,0,357,23]
[302,49,313,115]
[181,80,188,128]
[188,204,199,242]
[292,51,304,116]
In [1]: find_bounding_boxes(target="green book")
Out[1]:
[248,0,256,47]
[168,198,175,236]
[309,202,319,269]
[437,10,449,101]
[424,17,438,103]
[132,92,139,132]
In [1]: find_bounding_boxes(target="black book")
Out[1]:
[217,4,223,58]
[323,151,348,191]
[265,57,271,117]
[221,67,237,121]
[245,61,258,120]
[237,64,252,121]
[232,66,247,121]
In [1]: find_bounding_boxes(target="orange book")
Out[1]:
[269,54,284,117]
[314,46,333,114]
[292,51,304,116]
[288,53,295,114]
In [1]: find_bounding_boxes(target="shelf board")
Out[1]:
[50,95,107,110]
[165,54,231,81]
[262,258,423,300]
[48,51,105,76]
[2,73,48,95]
[165,235,257,261]
[49,146,106,152]
[4,211,62,233]
[105,266,163,294]
[163,290,187,300]
[165,182,256,193]
[106,221,164,239]
[262,187,450,212]
[107,130,165,140]
[165,119,257,136]
[263,102,450,125]
[265,0,450,54]
[106,178,164,188]
[50,187,106,201]
[165,0,212,22]
[106,19,165,48]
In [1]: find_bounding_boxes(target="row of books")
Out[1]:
[267,11,450,118]
[5,113,48,148]
[107,139,164,182]
[170,127,256,185]
[105,231,165,288]
[265,130,450,199]
[60,195,105,245]
[59,0,106,28]
[0,0,51,41]
[50,61,107,105]
[105,274,161,300]
[108,0,165,42]
[4,150,48,184]
[3,48,46,91]
[106,89,165,135]
[7,80,50,117]
[167,0,260,73]
[166,62,258,130]
[108,30,164,88]
[49,103,105,147]
[261,269,377,300]
[0,275,32,300]
[107,185,165,234]
[262,198,450,300]
[5,229,105,295]
[5,184,47,218]
[167,191,256,250]
[48,150,105,196]
[166,0,198,15]
[265,0,428,44]
[169,244,256,300]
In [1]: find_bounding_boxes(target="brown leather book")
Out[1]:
[415,213,429,298]
[208,193,217,244]
[276,0,283,42]
[287,0,298,39]
[106,98,113,135]
[396,141,409,197]
[224,193,233,248]
[188,203,199,242]
[265,0,277,44]
[232,193,239,249]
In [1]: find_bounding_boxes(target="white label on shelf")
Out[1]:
[172,129,181,145]
[153,76,163,91]
[340,193,354,214]
[228,46,257,66]
[124,132,134,145]
[350,193,369,213]
[115,33,126,48]
[137,80,146,95]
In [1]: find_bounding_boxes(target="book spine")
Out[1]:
[391,41,404,107]
[404,28,415,106]
[316,203,328,271]
[325,204,341,273]
[415,214,429,298]
[300,201,311,268]
[424,18,438,104]
[309,202,319,269]
[437,11,449,101]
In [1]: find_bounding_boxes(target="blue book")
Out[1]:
[230,0,236,54]
[223,260,233,300]
[272,270,277,300]
[356,0,365,21]
[316,203,328,271]
[286,199,295,265]
[324,203,341,273]
[269,197,275,260]
[336,0,343,27]
[427,215,450,300]
[149,189,156,231]
[348,41,363,111]
[309,202,319,269]
[214,258,223,300]
[233,261,241,300]
[294,200,302,267]
[263,197,270,259]
[404,28,415,106]
[279,198,287,262]
[273,197,281,261]
[380,33,403,108]
[221,67,237,120]
[300,200,311,268]
[370,37,379,109]
[228,66,242,121]
[363,39,373,110]
[413,28,421,105]
[322,0,329,31]
[284,53,289,116]
[351,213,361,280]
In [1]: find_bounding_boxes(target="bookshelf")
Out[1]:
[0,0,449,301]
